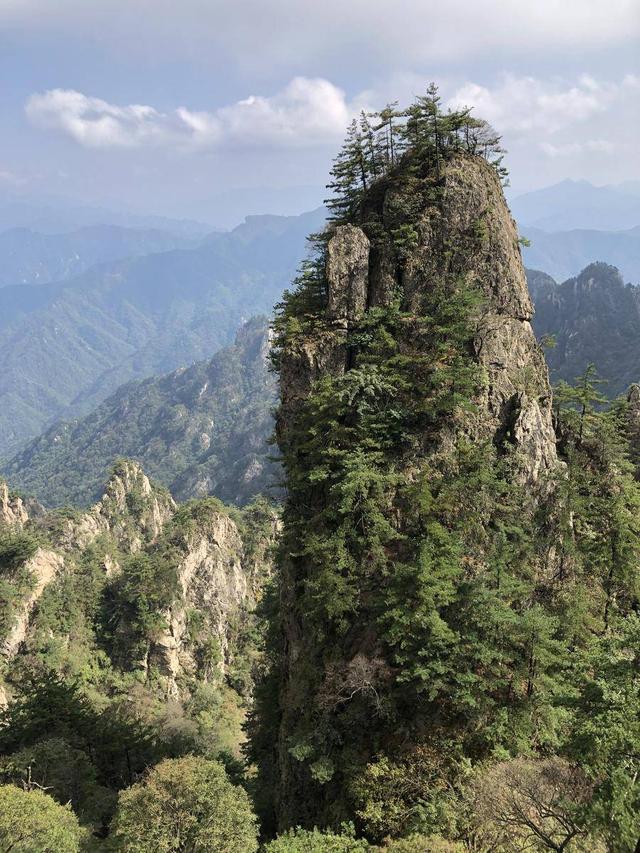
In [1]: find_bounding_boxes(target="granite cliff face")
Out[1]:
[0,461,277,709]
[0,482,29,529]
[280,155,556,482]
[267,152,561,830]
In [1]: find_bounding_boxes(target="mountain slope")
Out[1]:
[0,225,195,287]
[527,262,640,394]
[511,179,640,231]
[3,318,277,508]
[520,225,640,284]
[0,207,325,457]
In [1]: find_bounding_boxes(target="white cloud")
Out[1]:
[25,78,356,150]
[446,74,637,135]
[443,73,640,190]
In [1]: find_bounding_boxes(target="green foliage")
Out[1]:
[324,84,507,223]
[0,530,37,641]
[0,783,86,852]
[0,737,114,827]
[0,671,158,793]
[567,617,640,851]
[110,756,259,852]
[264,825,371,852]
[381,837,464,852]
[3,316,277,508]
[103,551,179,662]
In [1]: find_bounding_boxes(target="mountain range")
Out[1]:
[0,225,195,287]
[510,178,640,231]
[527,262,640,395]
[2,317,276,508]
[0,207,325,458]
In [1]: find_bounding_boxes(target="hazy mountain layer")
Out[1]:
[0,207,325,457]
[3,318,277,508]
[0,225,196,287]
[521,225,640,284]
[511,179,640,231]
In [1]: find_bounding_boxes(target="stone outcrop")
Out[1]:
[280,155,557,483]
[149,510,252,696]
[2,547,64,658]
[52,460,176,553]
[271,152,562,830]
[0,481,29,529]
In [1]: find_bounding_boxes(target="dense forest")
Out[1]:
[0,89,639,852]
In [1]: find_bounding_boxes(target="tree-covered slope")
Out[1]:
[3,318,277,508]
[0,225,195,288]
[528,262,640,395]
[0,207,325,457]
[249,91,640,850]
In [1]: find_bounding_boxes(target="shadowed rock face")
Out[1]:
[280,155,557,485]
[272,153,559,829]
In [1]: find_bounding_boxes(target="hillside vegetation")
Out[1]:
[3,317,277,508]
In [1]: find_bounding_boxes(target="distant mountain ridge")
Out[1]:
[0,191,213,236]
[0,225,196,287]
[520,225,640,284]
[527,262,640,396]
[511,179,640,231]
[0,206,326,457]
[2,317,277,508]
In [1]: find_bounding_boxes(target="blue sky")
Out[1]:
[1,0,639,226]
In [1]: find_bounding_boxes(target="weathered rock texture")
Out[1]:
[149,510,259,696]
[2,547,64,658]
[0,481,29,529]
[51,460,176,553]
[281,155,557,481]
[272,153,559,829]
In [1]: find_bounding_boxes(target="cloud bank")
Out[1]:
[26,73,639,166]
[25,78,356,150]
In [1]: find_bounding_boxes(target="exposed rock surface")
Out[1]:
[150,511,254,696]
[51,460,176,553]
[281,155,557,483]
[0,481,29,529]
[2,547,64,658]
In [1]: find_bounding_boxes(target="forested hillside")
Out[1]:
[0,90,639,852]
[3,317,277,508]
[0,208,324,458]
[528,262,640,395]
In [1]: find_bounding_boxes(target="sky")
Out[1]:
[0,0,639,226]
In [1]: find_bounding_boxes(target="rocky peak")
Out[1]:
[50,460,176,553]
[93,459,176,546]
[0,481,29,529]
[281,154,557,483]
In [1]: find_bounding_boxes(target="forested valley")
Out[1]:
[0,89,639,852]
